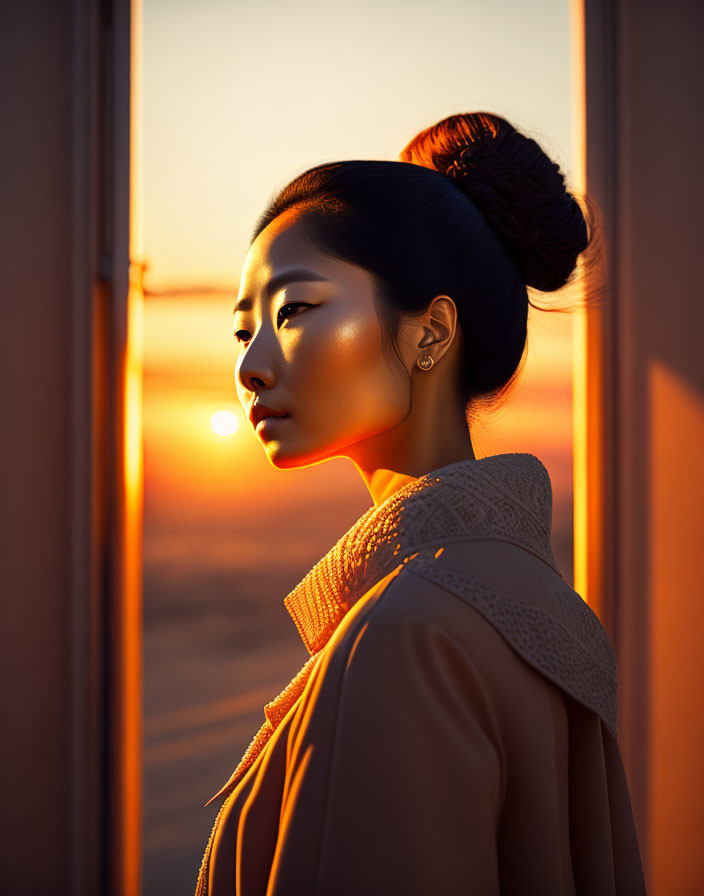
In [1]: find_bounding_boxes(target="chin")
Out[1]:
[262,438,339,472]
[265,452,305,470]
[262,441,311,470]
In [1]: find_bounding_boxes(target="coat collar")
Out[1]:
[204,452,561,810]
[284,452,560,656]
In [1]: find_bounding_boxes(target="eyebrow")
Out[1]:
[232,268,330,314]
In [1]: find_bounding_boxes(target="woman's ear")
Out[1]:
[416,295,458,363]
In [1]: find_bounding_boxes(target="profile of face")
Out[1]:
[233,208,430,471]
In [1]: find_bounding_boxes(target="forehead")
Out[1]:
[238,209,372,302]
[240,211,326,288]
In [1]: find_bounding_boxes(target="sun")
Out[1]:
[210,410,239,437]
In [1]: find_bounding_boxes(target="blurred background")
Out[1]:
[142,0,584,896]
[139,1,579,891]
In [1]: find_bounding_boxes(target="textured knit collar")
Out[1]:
[202,452,562,813]
[284,452,560,657]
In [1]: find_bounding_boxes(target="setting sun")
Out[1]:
[210,410,239,437]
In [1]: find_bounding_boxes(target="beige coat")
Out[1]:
[194,453,647,895]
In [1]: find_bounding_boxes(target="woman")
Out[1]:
[194,112,646,895]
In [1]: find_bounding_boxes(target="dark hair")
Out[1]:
[250,111,600,413]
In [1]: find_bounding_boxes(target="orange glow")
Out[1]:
[569,0,593,606]
[121,266,144,896]
[122,2,143,894]
[126,268,144,504]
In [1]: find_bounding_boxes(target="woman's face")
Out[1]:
[233,209,416,469]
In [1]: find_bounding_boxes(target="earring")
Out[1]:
[417,355,434,370]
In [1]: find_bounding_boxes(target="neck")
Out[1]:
[348,408,476,507]
[356,451,476,508]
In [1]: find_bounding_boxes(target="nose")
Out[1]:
[236,334,277,394]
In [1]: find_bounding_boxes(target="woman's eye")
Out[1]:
[233,303,311,344]
[277,302,310,327]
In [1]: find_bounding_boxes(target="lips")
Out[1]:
[249,403,289,427]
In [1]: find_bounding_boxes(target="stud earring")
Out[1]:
[417,355,434,370]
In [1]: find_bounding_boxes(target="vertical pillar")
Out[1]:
[0,1,143,893]
[573,0,704,891]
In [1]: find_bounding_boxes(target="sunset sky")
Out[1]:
[140,3,578,888]
[141,0,579,538]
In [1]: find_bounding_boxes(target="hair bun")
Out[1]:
[403,113,589,292]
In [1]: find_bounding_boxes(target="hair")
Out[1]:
[250,111,601,417]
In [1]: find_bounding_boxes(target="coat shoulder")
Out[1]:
[401,540,619,737]
[331,539,618,739]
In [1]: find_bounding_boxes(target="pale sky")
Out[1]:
[142,0,575,290]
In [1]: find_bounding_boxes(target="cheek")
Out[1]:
[292,314,408,437]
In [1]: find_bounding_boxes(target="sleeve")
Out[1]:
[267,602,506,896]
